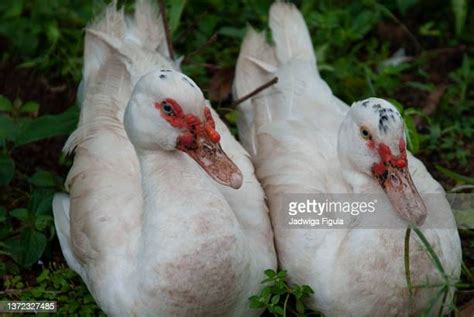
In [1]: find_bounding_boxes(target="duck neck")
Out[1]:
[137,149,167,220]
[340,167,376,194]
[135,149,192,254]
[134,148,230,256]
[131,149,190,282]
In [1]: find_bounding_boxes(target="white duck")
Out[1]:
[234,2,461,316]
[52,1,276,316]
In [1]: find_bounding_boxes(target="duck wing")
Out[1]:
[53,0,175,285]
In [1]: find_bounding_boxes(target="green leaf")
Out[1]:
[29,170,56,188]
[0,95,13,112]
[271,294,280,305]
[273,306,284,315]
[15,106,79,146]
[31,285,46,298]
[10,208,29,221]
[261,285,272,302]
[35,215,53,231]
[249,295,265,309]
[351,10,377,37]
[6,230,47,267]
[30,190,54,215]
[273,281,286,295]
[404,114,419,154]
[0,0,24,18]
[267,304,275,313]
[218,26,245,39]
[20,101,40,113]
[405,81,435,92]
[302,285,314,294]
[419,22,441,37]
[435,165,474,185]
[197,14,219,38]
[0,153,15,186]
[397,0,418,15]
[264,269,276,278]
[224,111,238,125]
[0,115,19,141]
[296,299,305,314]
[46,22,60,44]
[168,0,186,35]
[293,285,303,299]
[451,0,467,36]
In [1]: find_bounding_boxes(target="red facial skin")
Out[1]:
[155,98,185,128]
[204,107,220,143]
[155,98,221,146]
[368,136,427,225]
[154,98,242,189]
[370,138,407,176]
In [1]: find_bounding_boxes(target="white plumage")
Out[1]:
[53,1,276,316]
[234,2,461,316]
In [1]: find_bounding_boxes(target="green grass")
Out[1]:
[249,270,317,316]
[0,0,472,315]
[3,263,105,316]
[404,226,460,316]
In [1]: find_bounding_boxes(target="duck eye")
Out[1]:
[161,101,174,116]
[360,126,371,140]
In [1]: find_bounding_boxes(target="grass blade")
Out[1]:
[412,226,447,279]
[451,0,467,36]
[168,0,186,35]
[404,227,413,296]
[435,165,474,185]
[437,286,449,317]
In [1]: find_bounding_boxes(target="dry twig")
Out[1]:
[232,77,278,107]
[157,0,175,60]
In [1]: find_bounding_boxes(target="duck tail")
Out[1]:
[233,27,277,156]
[65,0,175,155]
[81,0,171,100]
[52,193,87,280]
[130,0,170,58]
[269,1,315,65]
[80,1,127,97]
[233,2,319,156]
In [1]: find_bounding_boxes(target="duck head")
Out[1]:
[124,68,242,189]
[337,97,426,225]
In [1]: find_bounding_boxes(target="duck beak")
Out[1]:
[177,134,243,189]
[374,164,427,226]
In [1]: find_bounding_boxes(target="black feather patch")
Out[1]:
[372,103,381,110]
[377,107,398,133]
[379,120,388,134]
[182,76,195,88]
